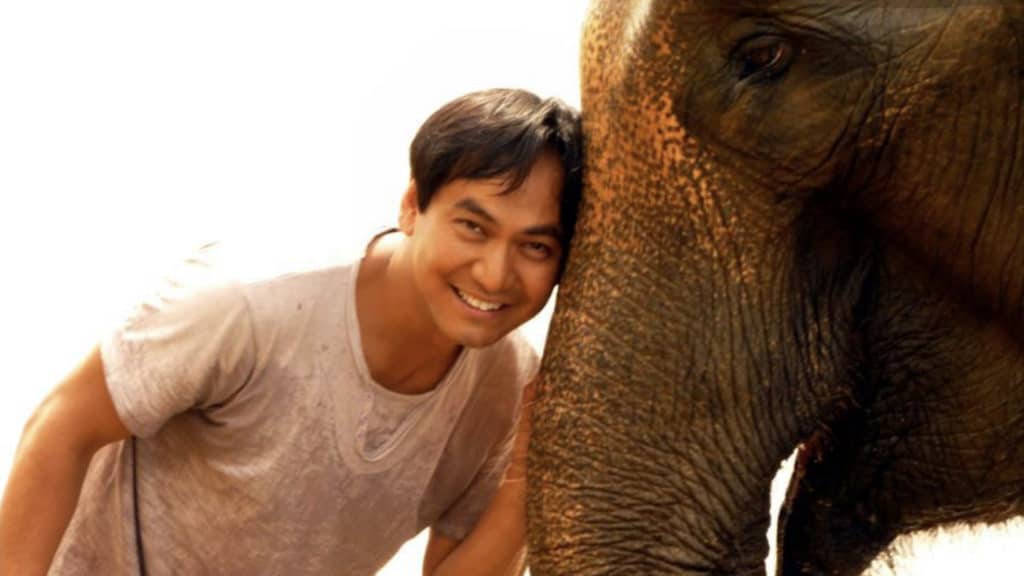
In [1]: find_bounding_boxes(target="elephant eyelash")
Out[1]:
[734,35,796,82]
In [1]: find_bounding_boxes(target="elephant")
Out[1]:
[527,1,1024,575]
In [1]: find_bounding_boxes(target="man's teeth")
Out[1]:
[457,289,503,312]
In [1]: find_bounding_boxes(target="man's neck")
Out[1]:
[355,235,462,395]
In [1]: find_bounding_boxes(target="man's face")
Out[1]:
[402,151,565,348]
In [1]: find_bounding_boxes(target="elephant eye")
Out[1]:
[735,35,794,81]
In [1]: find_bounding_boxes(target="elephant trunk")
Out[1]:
[526,177,863,574]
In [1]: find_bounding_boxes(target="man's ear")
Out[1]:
[399,179,419,236]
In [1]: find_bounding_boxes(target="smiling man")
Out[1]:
[0,88,581,575]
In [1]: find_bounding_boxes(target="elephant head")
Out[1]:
[528,2,1024,574]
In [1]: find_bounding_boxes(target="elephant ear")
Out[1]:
[850,5,1024,340]
[777,241,1024,575]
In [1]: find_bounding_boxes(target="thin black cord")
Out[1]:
[131,437,148,576]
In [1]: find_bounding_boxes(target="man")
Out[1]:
[0,88,581,574]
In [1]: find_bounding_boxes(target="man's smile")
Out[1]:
[453,286,508,312]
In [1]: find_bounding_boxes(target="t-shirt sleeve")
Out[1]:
[431,417,517,541]
[432,338,540,541]
[100,247,256,437]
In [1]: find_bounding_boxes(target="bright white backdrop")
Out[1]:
[0,2,1019,574]
[0,2,586,573]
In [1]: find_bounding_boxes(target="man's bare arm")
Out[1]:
[423,382,534,576]
[0,346,131,575]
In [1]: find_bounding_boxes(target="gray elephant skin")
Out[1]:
[527,1,1024,575]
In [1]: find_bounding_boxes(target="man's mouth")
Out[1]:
[454,287,506,312]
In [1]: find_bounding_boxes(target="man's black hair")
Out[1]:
[409,88,583,251]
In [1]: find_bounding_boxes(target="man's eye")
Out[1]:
[523,242,553,259]
[457,220,485,235]
[735,35,794,81]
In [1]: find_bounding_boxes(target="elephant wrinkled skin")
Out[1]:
[528,2,1024,575]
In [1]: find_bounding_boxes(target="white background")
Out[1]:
[1,2,1019,574]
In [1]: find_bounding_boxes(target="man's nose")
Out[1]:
[471,244,513,294]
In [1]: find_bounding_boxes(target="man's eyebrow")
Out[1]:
[522,224,562,240]
[453,198,496,223]
[453,198,562,241]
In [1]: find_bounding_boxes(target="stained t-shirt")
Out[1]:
[49,241,537,575]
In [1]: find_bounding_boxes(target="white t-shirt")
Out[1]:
[50,241,538,575]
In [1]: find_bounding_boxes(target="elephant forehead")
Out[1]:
[583,4,749,257]
[583,3,698,199]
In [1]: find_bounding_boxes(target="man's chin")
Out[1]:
[453,329,506,349]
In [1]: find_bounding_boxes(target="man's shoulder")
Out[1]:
[134,234,364,334]
[462,330,540,394]
[484,328,539,365]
